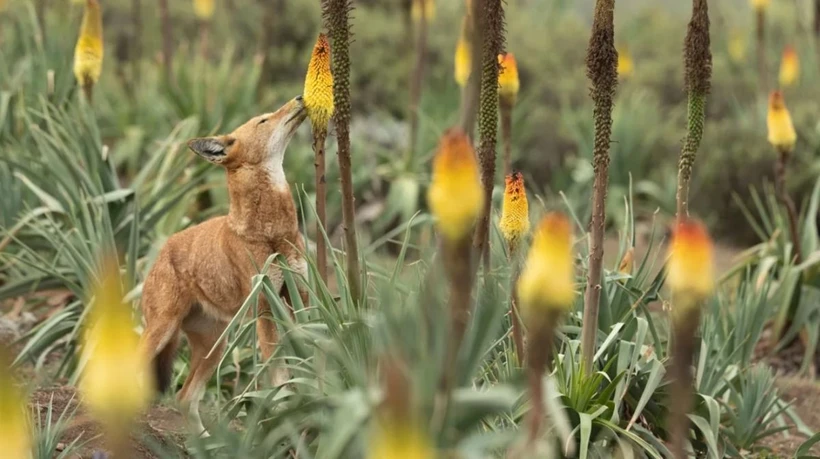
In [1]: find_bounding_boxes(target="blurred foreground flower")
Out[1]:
[517,213,575,313]
[369,357,434,459]
[499,172,529,250]
[73,0,104,101]
[778,45,799,88]
[498,52,520,108]
[728,30,747,64]
[304,33,335,132]
[193,0,215,20]
[454,17,471,87]
[79,255,152,448]
[750,0,769,12]
[617,45,634,78]
[410,0,435,23]
[767,90,796,153]
[0,349,31,459]
[666,218,714,308]
[427,128,483,241]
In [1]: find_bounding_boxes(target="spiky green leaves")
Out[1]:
[684,0,712,96]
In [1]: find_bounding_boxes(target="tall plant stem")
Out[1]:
[472,0,505,271]
[815,0,820,37]
[501,103,513,177]
[406,5,428,166]
[313,130,329,285]
[36,0,46,44]
[158,0,173,84]
[131,0,142,86]
[507,244,525,365]
[775,147,802,263]
[198,20,211,60]
[756,9,767,91]
[525,311,558,445]
[458,0,482,140]
[668,308,700,459]
[675,0,712,220]
[324,0,362,302]
[581,0,617,376]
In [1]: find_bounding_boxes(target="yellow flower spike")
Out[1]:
[666,218,715,307]
[767,90,797,153]
[618,247,634,276]
[498,52,520,107]
[517,213,576,313]
[303,34,335,132]
[498,172,529,249]
[427,128,483,242]
[778,45,799,88]
[750,0,769,12]
[73,0,104,91]
[410,0,435,23]
[617,45,634,79]
[454,17,472,88]
[728,30,747,64]
[79,255,152,438]
[0,349,32,459]
[193,0,215,21]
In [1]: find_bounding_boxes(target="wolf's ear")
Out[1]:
[188,137,231,164]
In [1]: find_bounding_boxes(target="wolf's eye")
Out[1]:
[257,118,269,126]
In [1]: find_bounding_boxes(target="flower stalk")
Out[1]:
[427,128,483,404]
[472,0,505,271]
[498,53,519,177]
[767,90,801,263]
[752,0,769,89]
[194,0,215,58]
[407,0,431,166]
[675,0,712,219]
[665,218,714,459]
[499,172,529,363]
[73,0,104,102]
[580,0,617,376]
[304,33,335,286]
[323,0,362,301]
[517,213,575,443]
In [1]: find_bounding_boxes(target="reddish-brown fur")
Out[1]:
[138,97,308,435]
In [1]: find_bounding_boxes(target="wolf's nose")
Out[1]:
[295,95,304,102]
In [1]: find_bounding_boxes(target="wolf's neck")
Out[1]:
[226,163,296,241]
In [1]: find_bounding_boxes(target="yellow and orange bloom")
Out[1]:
[193,0,215,20]
[410,0,435,23]
[498,172,529,249]
[728,30,747,64]
[79,256,152,435]
[750,0,770,12]
[303,34,335,132]
[767,90,797,152]
[666,219,714,306]
[517,213,576,312]
[778,45,799,88]
[617,45,634,79]
[498,52,520,107]
[427,129,483,241]
[73,0,104,90]
[0,349,31,459]
[618,247,634,276]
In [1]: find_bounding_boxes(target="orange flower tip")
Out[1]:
[499,171,530,247]
[767,90,797,151]
[303,33,335,131]
[427,128,483,242]
[517,212,576,312]
[779,46,799,88]
[666,219,714,305]
[497,52,520,106]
